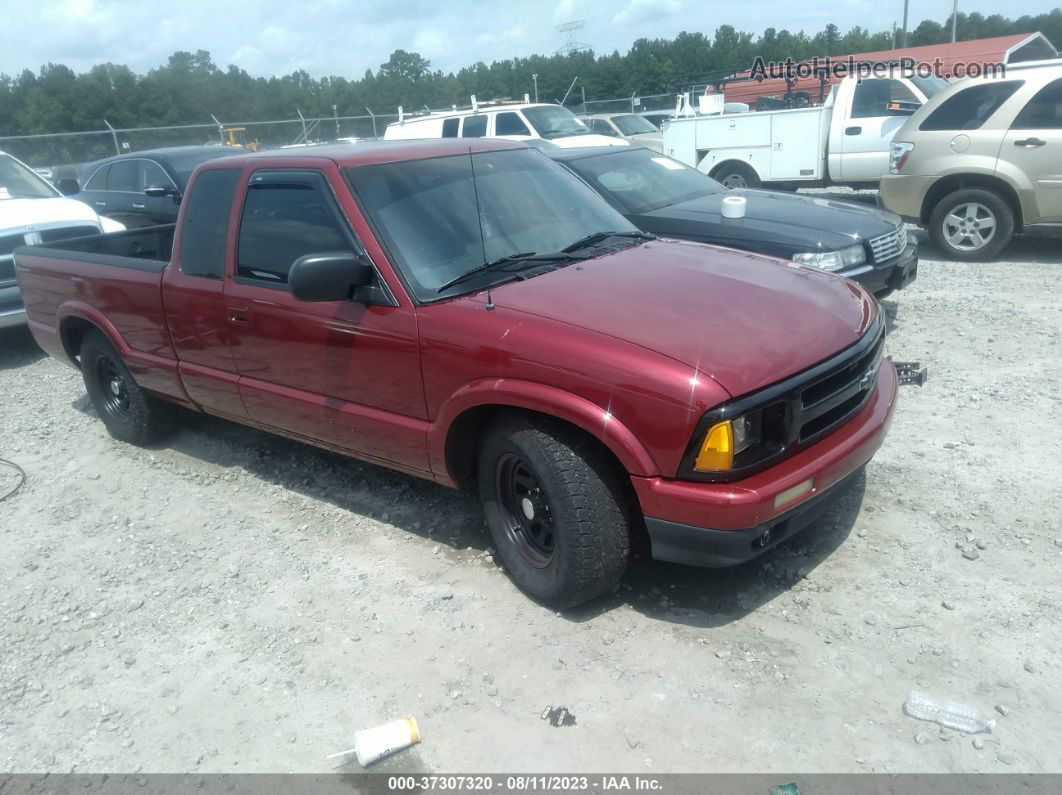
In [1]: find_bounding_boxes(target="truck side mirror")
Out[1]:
[57,178,80,196]
[289,251,374,302]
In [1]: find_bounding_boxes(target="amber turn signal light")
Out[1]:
[694,420,734,472]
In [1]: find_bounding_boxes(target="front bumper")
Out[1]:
[838,238,918,297]
[632,360,898,567]
[0,283,27,329]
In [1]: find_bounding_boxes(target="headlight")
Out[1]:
[693,412,763,472]
[793,244,865,273]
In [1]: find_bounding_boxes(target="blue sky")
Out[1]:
[2,0,1054,78]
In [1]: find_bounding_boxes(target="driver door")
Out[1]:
[838,79,921,181]
[224,169,429,473]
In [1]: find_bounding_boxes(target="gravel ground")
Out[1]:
[1,229,1060,775]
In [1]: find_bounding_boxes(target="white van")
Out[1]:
[385,102,628,149]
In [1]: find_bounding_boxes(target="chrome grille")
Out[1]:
[868,224,908,263]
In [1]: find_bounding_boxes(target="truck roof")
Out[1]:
[208,138,528,169]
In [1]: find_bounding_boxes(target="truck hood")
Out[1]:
[0,196,103,231]
[635,189,902,256]
[480,238,876,398]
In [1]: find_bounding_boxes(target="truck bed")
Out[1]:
[20,224,175,270]
[13,224,179,394]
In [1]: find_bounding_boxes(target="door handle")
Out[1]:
[227,306,250,325]
[1014,137,1046,147]
[845,126,862,135]
[132,203,145,209]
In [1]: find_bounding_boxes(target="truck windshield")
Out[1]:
[566,149,724,214]
[348,147,638,300]
[523,106,595,139]
[0,154,58,199]
[612,115,658,135]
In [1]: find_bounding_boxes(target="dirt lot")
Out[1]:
[1,229,1060,775]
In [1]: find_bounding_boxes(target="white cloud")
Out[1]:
[613,0,683,27]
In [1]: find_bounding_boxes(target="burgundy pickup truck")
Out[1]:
[15,139,897,608]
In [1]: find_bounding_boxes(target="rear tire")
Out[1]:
[80,330,176,445]
[477,413,631,609]
[711,161,760,190]
[928,188,1014,262]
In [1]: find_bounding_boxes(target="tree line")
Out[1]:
[1,9,1059,137]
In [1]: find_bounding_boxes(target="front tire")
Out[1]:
[80,330,176,445]
[477,414,632,609]
[928,188,1014,262]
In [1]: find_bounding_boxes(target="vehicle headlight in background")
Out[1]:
[793,244,865,273]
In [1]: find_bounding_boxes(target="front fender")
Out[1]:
[428,378,660,486]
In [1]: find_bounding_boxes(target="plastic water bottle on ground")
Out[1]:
[903,691,995,734]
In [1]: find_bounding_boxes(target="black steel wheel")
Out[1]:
[80,329,176,445]
[495,452,556,568]
[95,356,132,421]
[478,412,632,608]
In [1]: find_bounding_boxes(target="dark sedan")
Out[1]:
[63,145,245,228]
[548,147,918,297]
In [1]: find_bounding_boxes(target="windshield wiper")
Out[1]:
[561,230,655,253]
[436,251,580,294]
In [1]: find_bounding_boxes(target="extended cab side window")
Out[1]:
[1012,78,1062,129]
[495,112,530,136]
[178,168,241,279]
[441,117,460,137]
[236,173,351,285]
[919,81,1024,131]
[461,115,488,138]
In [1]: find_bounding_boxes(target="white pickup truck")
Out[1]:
[662,73,948,189]
[1,150,124,328]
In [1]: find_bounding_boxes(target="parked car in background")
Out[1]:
[68,145,245,228]
[664,73,948,189]
[638,110,673,130]
[384,101,628,148]
[550,146,917,297]
[1,150,124,329]
[582,113,664,151]
[15,139,896,608]
[881,61,1062,261]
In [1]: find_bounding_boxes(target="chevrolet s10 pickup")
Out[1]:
[15,139,897,607]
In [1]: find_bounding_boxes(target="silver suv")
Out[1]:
[880,62,1062,261]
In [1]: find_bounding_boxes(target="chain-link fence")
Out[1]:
[0,113,400,176]
[0,91,677,178]
[575,92,675,115]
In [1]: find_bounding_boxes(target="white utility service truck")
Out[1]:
[662,73,948,188]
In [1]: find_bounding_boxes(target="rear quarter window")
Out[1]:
[919,81,1024,132]
[178,169,241,279]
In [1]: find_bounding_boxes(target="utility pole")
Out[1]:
[891,21,897,49]
[951,0,959,42]
[532,74,539,103]
[901,0,909,47]
[333,104,340,139]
